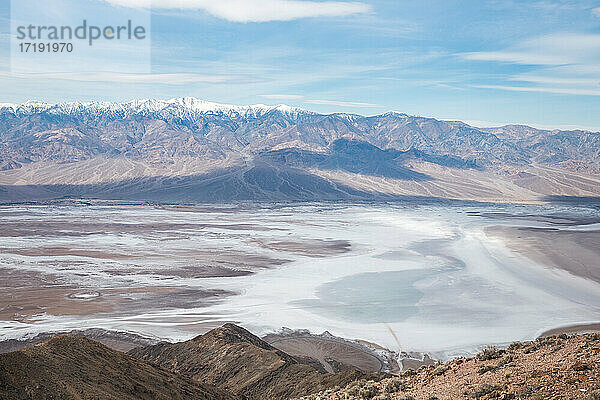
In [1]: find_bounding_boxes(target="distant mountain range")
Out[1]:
[1,97,598,203]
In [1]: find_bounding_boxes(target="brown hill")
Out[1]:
[129,323,372,400]
[298,332,600,400]
[0,334,235,400]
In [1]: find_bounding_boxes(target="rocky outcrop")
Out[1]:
[0,334,235,400]
[130,323,373,400]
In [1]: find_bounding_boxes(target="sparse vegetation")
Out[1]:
[588,389,600,400]
[535,336,556,347]
[358,381,379,399]
[477,346,504,361]
[383,378,403,393]
[477,364,497,374]
[432,365,449,376]
[588,333,600,342]
[297,333,600,400]
[498,354,513,367]
[507,341,523,352]
[472,383,501,398]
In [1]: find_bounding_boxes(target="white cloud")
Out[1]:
[259,94,305,100]
[305,99,380,107]
[508,74,600,86]
[464,33,600,97]
[463,51,565,65]
[0,71,251,84]
[462,33,600,65]
[472,84,600,96]
[593,7,600,17]
[259,94,380,108]
[103,0,371,22]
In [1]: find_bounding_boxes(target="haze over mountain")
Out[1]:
[1,97,598,203]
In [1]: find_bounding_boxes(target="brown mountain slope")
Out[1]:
[298,332,600,400]
[0,334,235,400]
[2,99,599,203]
[129,323,372,400]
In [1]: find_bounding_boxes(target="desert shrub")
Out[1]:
[588,390,600,400]
[587,332,600,341]
[477,346,504,361]
[535,337,555,346]
[358,381,379,399]
[346,383,361,396]
[373,394,391,400]
[472,384,501,398]
[523,344,539,354]
[506,341,523,352]
[478,365,496,375]
[552,343,565,352]
[523,385,542,396]
[383,378,403,393]
[432,365,449,376]
[572,361,592,371]
[498,355,513,367]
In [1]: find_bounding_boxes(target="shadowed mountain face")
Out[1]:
[0,335,235,400]
[129,323,370,400]
[260,139,432,180]
[1,98,599,202]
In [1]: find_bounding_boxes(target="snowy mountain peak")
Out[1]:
[0,97,314,120]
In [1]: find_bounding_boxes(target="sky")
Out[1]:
[1,0,600,130]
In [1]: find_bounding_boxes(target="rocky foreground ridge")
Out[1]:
[299,333,600,400]
[0,324,599,399]
[0,323,374,400]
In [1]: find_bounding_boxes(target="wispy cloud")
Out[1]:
[259,94,305,100]
[464,32,600,97]
[508,74,600,86]
[593,7,600,17]
[259,94,380,108]
[473,84,600,96]
[103,0,371,22]
[305,99,380,108]
[0,71,256,84]
[462,33,600,65]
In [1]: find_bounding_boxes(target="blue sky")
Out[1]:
[1,0,600,130]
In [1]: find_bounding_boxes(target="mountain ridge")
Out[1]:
[1,98,597,134]
[0,334,236,400]
[129,323,374,400]
[1,97,598,203]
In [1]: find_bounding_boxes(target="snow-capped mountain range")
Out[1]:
[0,97,598,203]
[0,97,313,120]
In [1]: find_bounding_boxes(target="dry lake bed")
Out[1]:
[1,201,599,362]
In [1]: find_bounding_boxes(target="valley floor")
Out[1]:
[1,201,599,363]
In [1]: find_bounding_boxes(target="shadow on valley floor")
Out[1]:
[0,162,463,204]
[542,195,600,206]
[259,139,433,181]
[259,139,480,181]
